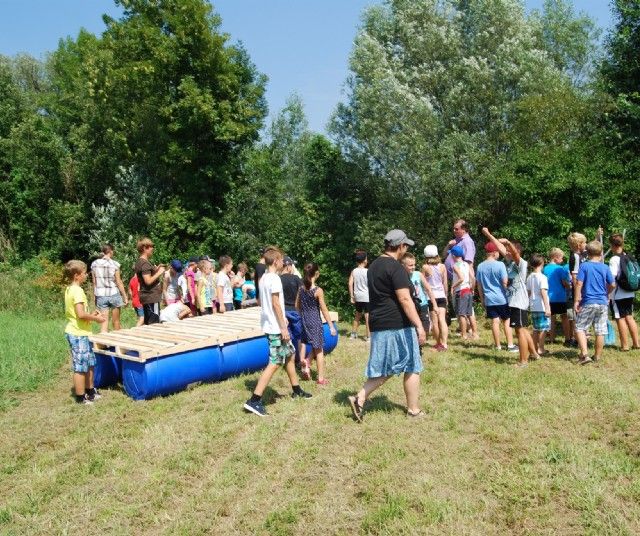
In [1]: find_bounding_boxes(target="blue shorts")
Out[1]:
[531,312,551,332]
[134,306,144,318]
[96,293,123,309]
[65,334,96,373]
[485,303,510,320]
[366,327,422,378]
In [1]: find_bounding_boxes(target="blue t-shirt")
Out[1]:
[410,271,428,307]
[543,263,570,303]
[475,259,508,306]
[576,261,614,306]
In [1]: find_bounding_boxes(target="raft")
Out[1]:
[89,307,339,400]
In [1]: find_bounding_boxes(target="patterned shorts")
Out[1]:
[575,304,608,335]
[267,334,295,366]
[65,334,96,373]
[531,312,551,332]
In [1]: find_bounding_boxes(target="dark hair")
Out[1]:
[454,219,469,232]
[511,240,523,254]
[530,254,545,269]
[303,262,319,290]
[609,233,624,248]
[355,249,367,263]
[219,255,232,268]
[101,243,114,255]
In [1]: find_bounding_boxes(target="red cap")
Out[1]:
[484,242,498,253]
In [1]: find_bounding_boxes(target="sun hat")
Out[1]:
[424,245,438,257]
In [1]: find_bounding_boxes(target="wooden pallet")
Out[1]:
[89,308,338,363]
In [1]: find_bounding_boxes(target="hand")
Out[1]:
[350,296,355,304]
[157,266,166,275]
[416,326,427,346]
[482,227,490,236]
[448,239,456,247]
[330,323,337,336]
[498,238,509,245]
[281,327,291,341]
[545,308,551,317]
[122,298,129,306]
[574,303,581,314]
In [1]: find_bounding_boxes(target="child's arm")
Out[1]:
[481,228,508,258]
[197,279,205,312]
[541,287,551,317]
[162,275,169,304]
[316,287,337,336]
[468,264,476,290]
[451,265,463,292]
[115,270,128,306]
[294,287,300,310]
[75,302,105,324]
[271,291,290,340]
[573,280,583,313]
[216,282,225,313]
[348,271,355,304]
[499,239,521,264]
[476,279,485,306]
[142,265,165,286]
[419,272,437,308]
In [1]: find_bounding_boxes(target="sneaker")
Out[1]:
[507,345,519,353]
[349,332,358,339]
[363,337,370,343]
[77,394,94,405]
[577,356,592,366]
[87,389,102,401]
[243,399,267,417]
[291,388,312,399]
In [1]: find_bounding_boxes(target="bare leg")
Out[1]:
[136,314,145,327]
[537,331,546,353]
[253,363,280,396]
[532,330,540,352]
[73,372,87,396]
[490,317,501,348]
[403,372,421,414]
[470,313,479,339]
[459,316,468,340]
[99,309,109,333]
[616,318,629,350]
[503,319,514,347]
[314,348,326,381]
[85,367,94,389]
[560,314,571,342]
[111,307,121,330]
[284,356,301,386]
[438,308,448,347]
[430,311,440,344]
[594,334,604,359]
[626,316,639,347]
[355,376,390,406]
[549,314,557,341]
[364,312,370,339]
[352,311,361,335]
[575,330,588,357]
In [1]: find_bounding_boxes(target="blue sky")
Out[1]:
[0,0,614,134]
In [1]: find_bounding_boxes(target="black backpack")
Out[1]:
[616,253,640,292]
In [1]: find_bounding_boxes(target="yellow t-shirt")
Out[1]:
[65,284,92,336]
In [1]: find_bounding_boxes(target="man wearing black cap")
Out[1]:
[348,229,427,422]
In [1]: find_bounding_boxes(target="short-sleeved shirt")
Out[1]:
[476,259,508,306]
[134,257,162,305]
[91,257,120,297]
[569,250,588,275]
[280,273,302,311]
[445,233,476,278]
[609,254,635,300]
[217,271,233,304]
[260,272,285,334]
[506,258,529,310]
[577,261,614,306]
[65,284,92,336]
[368,255,412,332]
[128,275,142,309]
[543,263,570,303]
[409,271,428,306]
[160,302,185,323]
[526,272,549,312]
[351,267,369,302]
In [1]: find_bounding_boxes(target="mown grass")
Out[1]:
[0,308,639,534]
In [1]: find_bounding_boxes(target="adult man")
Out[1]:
[348,229,427,422]
[444,219,478,338]
[475,241,517,352]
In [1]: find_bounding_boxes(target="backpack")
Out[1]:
[616,253,640,292]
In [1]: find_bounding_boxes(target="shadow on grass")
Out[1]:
[242,379,284,405]
[464,348,579,364]
[333,388,405,417]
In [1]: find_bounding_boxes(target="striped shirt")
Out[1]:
[91,257,121,297]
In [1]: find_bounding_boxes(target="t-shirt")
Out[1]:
[134,257,162,305]
[577,261,614,306]
[476,259,508,306]
[243,281,256,300]
[409,271,428,307]
[609,254,635,300]
[280,273,302,311]
[128,275,142,309]
[543,263,570,303]
[217,271,233,304]
[91,257,121,297]
[506,258,529,310]
[569,250,588,275]
[165,273,180,302]
[233,276,245,302]
[351,267,369,302]
[65,284,92,336]
[367,255,412,332]
[254,263,266,299]
[160,302,185,323]
[178,274,189,304]
[526,271,549,313]
[260,272,285,334]
[452,260,470,291]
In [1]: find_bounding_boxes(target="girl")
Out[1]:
[196,259,214,315]
[423,245,449,350]
[163,259,183,305]
[296,262,337,385]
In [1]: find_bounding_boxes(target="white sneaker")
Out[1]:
[349,333,358,340]
[507,345,519,353]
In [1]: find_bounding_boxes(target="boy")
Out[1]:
[401,252,437,336]
[450,245,475,340]
[232,262,248,310]
[543,248,572,344]
[64,260,106,404]
[574,240,616,364]
[280,256,303,367]
[608,233,640,351]
[567,232,587,344]
[482,228,540,366]
[244,248,312,417]
[216,255,234,313]
[159,302,193,323]
[348,249,370,341]
[527,254,551,355]
[134,237,165,325]
[475,241,516,352]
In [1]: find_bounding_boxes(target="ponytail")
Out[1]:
[303,262,319,290]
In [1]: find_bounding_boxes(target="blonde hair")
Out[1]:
[264,248,283,267]
[586,240,603,257]
[64,260,87,281]
[548,247,564,261]
[425,256,441,265]
[401,253,415,264]
[198,259,212,272]
[567,232,586,251]
[137,237,154,253]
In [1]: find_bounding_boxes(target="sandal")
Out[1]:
[348,395,364,423]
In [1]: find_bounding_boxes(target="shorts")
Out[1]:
[531,311,551,332]
[233,299,243,310]
[550,302,567,315]
[143,302,160,325]
[199,307,213,316]
[418,304,430,333]
[575,304,608,335]
[134,306,144,318]
[610,298,634,319]
[285,309,303,342]
[365,327,422,377]
[455,292,473,317]
[485,303,510,320]
[267,334,295,365]
[223,303,234,312]
[428,298,447,312]
[65,334,96,373]
[96,293,123,309]
[355,301,369,314]
[566,307,575,321]
[510,307,530,328]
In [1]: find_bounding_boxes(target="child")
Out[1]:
[543,248,572,344]
[216,255,234,313]
[280,257,303,367]
[401,252,437,338]
[128,273,145,327]
[348,249,370,341]
[450,245,475,340]
[159,302,192,323]
[423,245,449,351]
[196,259,214,315]
[179,258,198,315]
[567,232,587,345]
[527,254,551,355]
[243,248,312,417]
[64,260,106,404]
[242,273,257,307]
[134,237,165,325]
[163,259,183,305]
[296,262,338,385]
[608,233,640,351]
[574,240,616,364]
[232,262,248,310]
[91,244,128,332]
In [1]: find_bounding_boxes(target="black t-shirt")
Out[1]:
[280,273,302,311]
[254,263,266,299]
[368,255,412,332]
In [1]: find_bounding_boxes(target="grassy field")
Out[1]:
[1,311,640,535]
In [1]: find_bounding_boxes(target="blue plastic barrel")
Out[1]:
[299,321,339,355]
[219,336,270,380]
[94,350,121,388]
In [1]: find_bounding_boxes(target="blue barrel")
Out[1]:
[219,336,270,380]
[299,321,339,355]
[94,350,121,388]
[121,346,223,401]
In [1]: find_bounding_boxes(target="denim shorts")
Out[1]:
[65,334,96,373]
[134,306,144,318]
[96,293,123,309]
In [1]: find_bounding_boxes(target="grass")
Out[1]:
[1,309,640,534]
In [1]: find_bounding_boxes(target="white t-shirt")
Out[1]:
[526,271,549,312]
[260,272,285,334]
[609,255,635,299]
[453,260,470,291]
[178,274,189,302]
[507,258,529,310]
[217,271,234,304]
[351,267,369,302]
[160,302,185,323]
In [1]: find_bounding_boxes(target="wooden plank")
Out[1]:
[138,324,211,338]
[91,332,174,349]
[90,334,159,351]
[131,330,200,343]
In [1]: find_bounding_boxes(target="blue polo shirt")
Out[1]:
[576,261,614,306]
